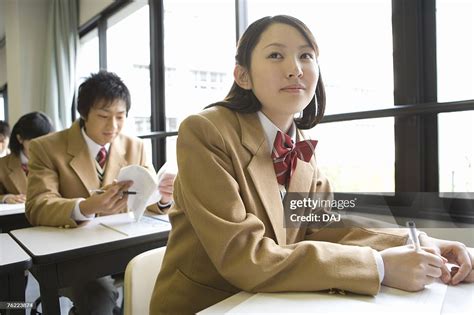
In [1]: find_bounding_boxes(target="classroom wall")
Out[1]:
[4,0,48,124]
[0,46,6,87]
[79,0,113,27]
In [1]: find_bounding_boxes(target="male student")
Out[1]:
[26,71,175,314]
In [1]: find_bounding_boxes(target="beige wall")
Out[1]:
[79,0,113,27]
[4,0,48,124]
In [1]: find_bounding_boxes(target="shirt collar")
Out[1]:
[257,111,296,152]
[20,150,28,165]
[81,128,111,159]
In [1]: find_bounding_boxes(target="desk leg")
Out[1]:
[38,286,60,315]
[0,272,26,315]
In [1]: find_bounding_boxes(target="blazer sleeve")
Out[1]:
[174,114,384,296]
[25,140,80,227]
[303,171,408,251]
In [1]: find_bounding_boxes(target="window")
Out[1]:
[438,111,474,195]
[107,2,151,135]
[0,84,6,121]
[0,93,4,120]
[247,0,394,115]
[308,118,395,192]
[436,0,474,102]
[76,29,99,86]
[163,0,236,132]
[0,92,5,120]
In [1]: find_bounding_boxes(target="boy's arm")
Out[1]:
[26,140,80,227]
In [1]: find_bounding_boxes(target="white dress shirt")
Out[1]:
[70,128,111,221]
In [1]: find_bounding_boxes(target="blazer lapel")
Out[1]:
[239,113,286,245]
[7,154,27,193]
[102,136,127,185]
[68,121,100,193]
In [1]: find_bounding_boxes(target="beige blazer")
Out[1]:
[0,153,28,200]
[25,120,161,228]
[150,106,408,314]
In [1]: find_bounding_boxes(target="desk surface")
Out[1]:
[0,204,29,233]
[0,203,25,216]
[200,282,474,314]
[9,212,170,263]
[8,212,171,315]
[0,233,31,275]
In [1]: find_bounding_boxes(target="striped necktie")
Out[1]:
[96,147,107,182]
[96,147,107,168]
[271,131,317,187]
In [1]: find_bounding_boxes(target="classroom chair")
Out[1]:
[123,246,166,315]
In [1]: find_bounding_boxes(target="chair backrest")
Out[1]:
[124,246,167,315]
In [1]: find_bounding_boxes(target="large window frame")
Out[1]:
[77,0,474,222]
[0,84,7,121]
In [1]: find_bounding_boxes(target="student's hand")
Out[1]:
[380,245,446,291]
[79,180,133,216]
[158,172,175,205]
[3,194,26,204]
[419,235,473,285]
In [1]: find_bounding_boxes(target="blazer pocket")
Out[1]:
[170,269,233,313]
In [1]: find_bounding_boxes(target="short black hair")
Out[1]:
[77,71,131,122]
[9,112,54,155]
[0,120,10,137]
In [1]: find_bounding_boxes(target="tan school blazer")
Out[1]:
[0,153,28,200]
[150,106,408,314]
[26,120,162,228]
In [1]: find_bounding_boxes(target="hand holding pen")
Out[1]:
[79,180,134,216]
[379,221,447,291]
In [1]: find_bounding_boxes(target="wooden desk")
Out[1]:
[0,234,32,315]
[0,204,29,233]
[9,213,170,315]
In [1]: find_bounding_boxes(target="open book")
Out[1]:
[117,165,158,221]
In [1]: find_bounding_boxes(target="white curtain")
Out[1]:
[43,0,78,130]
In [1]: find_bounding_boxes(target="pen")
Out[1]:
[89,189,137,195]
[406,221,421,251]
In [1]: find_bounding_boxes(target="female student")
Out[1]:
[150,15,473,314]
[0,112,54,203]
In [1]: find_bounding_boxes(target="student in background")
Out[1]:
[0,112,54,204]
[0,120,10,158]
[150,15,473,314]
[26,71,175,315]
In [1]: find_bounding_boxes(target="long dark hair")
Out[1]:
[207,15,326,129]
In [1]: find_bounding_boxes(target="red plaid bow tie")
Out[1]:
[271,131,317,186]
[96,146,107,168]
